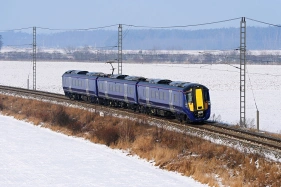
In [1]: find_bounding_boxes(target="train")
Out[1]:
[62,70,211,122]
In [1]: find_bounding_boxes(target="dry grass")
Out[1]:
[1,93,281,186]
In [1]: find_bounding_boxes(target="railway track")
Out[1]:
[1,85,281,156]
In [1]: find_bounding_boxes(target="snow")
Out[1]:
[0,61,280,133]
[0,115,207,187]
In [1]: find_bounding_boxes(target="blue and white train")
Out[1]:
[62,70,211,122]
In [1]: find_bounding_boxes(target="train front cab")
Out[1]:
[184,85,210,122]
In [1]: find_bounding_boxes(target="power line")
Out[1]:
[4,44,32,47]
[246,17,281,28]
[122,26,131,40]
[246,67,258,110]
[37,24,119,31]
[123,17,241,28]
[0,27,33,32]
[154,64,281,77]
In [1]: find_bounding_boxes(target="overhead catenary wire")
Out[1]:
[0,27,33,32]
[37,24,119,31]
[246,17,281,28]
[153,63,281,77]
[246,67,258,111]
[4,44,32,47]
[123,17,241,28]
[1,17,280,33]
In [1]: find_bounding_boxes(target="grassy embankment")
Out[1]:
[0,94,280,187]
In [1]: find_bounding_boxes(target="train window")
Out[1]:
[160,92,164,100]
[187,92,192,103]
[203,90,209,101]
[143,89,146,97]
[164,93,168,100]
[131,88,134,95]
[99,82,103,91]
[151,90,154,98]
[173,94,178,103]
[155,91,158,99]
[115,85,119,92]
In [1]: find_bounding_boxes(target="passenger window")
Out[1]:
[160,92,164,100]
[151,90,154,98]
[187,92,192,103]
[156,91,159,99]
[173,94,178,103]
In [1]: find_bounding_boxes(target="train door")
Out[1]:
[124,83,128,103]
[104,81,108,98]
[68,77,72,92]
[194,87,204,111]
[86,79,89,96]
[169,90,174,112]
[146,87,150,106]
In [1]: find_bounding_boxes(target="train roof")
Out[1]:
[124,76,147,81]
[147,79,172,84]
[109,74,128,79]
[63,70,89,75]
[169,81,191,88]
[86,72,107,77]
[63,70,109,77]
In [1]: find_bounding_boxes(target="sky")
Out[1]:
[1,0,281,31]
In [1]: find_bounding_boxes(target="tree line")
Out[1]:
[0,47,281,64]
[0,27,281,50]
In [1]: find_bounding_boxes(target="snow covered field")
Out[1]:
[0,61,281,133]
[0,115,207,187]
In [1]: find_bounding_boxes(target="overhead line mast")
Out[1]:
[33,27,36,90]
[240,17,246,127]
[118,24,122,75]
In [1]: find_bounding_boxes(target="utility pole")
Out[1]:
[33,27,36,90]
[118,24,122,74]
[240,17,246,127]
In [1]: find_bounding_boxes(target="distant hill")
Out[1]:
[1,27,281,50]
